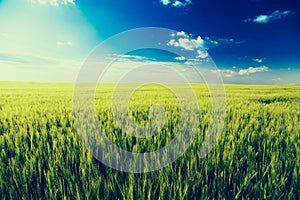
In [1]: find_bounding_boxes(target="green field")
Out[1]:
[0,82,299,199]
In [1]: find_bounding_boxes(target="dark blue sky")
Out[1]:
[77,0,300,69]
[0,0,299,83]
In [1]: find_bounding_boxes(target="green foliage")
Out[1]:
[0,82,299,199]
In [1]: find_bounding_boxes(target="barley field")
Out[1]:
[0,82,299,199]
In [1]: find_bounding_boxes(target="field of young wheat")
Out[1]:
[0,82,299,199]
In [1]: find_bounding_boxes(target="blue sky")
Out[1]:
[0,0,299,84]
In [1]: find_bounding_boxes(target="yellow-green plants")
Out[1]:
[0,82,299,199]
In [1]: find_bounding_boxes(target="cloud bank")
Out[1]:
[238,66,270,75]
[160,0,192,7]
[213,66,271,77]
[167,31,218,60]
[244,10,292,23]
[252,58,265,63]
[31,0,75,7]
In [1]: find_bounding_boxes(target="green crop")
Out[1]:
[0,82,299,199]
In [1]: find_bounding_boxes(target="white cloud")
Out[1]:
[174,56,186,61]
[57,41,73,46]
[172,1,185,7]
[176,31,189,37]
[168,36,204,51]
[244,10,293,23]
[167,39,176,46]
[254,15,269,23]
[160,0,171,5]
[160,0,192,7]
[252,58,265,63]
[216,38,245,45]
[205,37,218,46]
[212,69,237,77]
[172,0,192,7]
[217,38,235,43]
[167,31,217,51]
[31,0,75,7]
[113,54,150,61]
[196,49,208,59]
[167,31,215,62]
[212,66,271,78]
[238,66,271,75]
[167,37,203,50]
